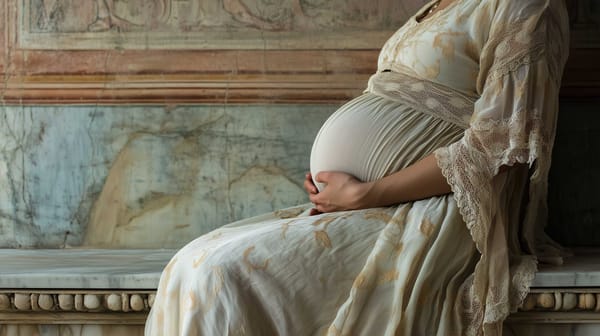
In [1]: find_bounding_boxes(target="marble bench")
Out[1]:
[0,249,175,328]
[0,249,600,332]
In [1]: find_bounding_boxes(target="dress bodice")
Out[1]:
[377,0,492,95]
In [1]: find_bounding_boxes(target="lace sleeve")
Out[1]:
[433,1,570,335]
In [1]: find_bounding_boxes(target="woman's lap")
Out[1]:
[146,195,478,336]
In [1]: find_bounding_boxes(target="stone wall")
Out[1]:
[0,104,335,248]
[0,0,599,250]
[1,0,431,249]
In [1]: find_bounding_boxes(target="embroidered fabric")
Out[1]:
[433,2,570,335]
[368,0,570,334]
[366,70,477,129]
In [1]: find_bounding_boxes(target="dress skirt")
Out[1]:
[145,93,480,336]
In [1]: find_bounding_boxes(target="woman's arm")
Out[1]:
[307,153,451,213]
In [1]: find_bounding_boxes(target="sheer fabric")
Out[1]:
[371,1,568,335]
[434,2,570,335]
[367,0,570,334]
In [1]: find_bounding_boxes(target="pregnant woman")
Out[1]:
[145,0,570,335]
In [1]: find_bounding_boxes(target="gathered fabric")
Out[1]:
[147,92,479,335]
[372,0,570,334]
[146,0,570,335]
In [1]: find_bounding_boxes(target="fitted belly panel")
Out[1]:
[310,93,464,191]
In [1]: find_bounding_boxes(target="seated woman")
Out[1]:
[145,0,570,335]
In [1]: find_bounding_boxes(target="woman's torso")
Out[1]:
[310,0,494,190]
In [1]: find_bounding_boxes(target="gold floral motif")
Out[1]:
[275,208,305,219]
[327,325,342,336]
[192,251,208,268]
[363,209,393,222]
[242,246,270,273]
[391,205,411,228]
[419,218,435,237]
[198,266,225,313]
[377,269,400,285]
[185,291,197,311]
[392,242,404,257]
[281,220,296,239]
[312,215,337,227]
[433,31,465,58]
[352,273,368,290]
[314,230,333,249]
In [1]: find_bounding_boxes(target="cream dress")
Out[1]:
[145,0,570,335]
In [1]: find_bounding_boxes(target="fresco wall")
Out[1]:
[22,0,423,49]
[0,0,599,250]
[0,104,334,248]
[0,0,429,249]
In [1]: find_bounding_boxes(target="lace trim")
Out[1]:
[436,147,541,336]
[366,70,477,129]
[510,257,538,311]
[481,11,566,89]
[434,57,562,336]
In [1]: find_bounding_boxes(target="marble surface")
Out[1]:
[531,252,600,287]
[503,324,600,336]
[0,105,334,249]
[0,249,175,289]
[4,324,599,336]
[1,249,600,290]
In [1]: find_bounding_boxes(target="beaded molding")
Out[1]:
[1,290,599,314]
[0,291,155,313]
[520,290,600,312]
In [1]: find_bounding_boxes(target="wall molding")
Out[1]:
[0,72,372,105]
[519,289,600,314]
[0,0,598,105]
[4,288,600,325]
[0,290,155,315]
[0,290,154,324]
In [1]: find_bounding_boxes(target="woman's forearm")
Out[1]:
[365,153,451,207]
[308,153,453,213]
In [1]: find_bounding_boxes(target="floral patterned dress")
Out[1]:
[145,0,570,335]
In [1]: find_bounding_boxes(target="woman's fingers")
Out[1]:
[314,171,331,184]
[309,192,320,204]
[310,171,366,213]
[304,173,318,194]
[305,173,324,214]
[310,193,337,213]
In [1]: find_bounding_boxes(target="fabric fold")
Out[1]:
[433,2,570,335]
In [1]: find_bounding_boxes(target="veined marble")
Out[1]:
[0,249,174,289]
[0,249,598,290]
[0,250,600,336]
[531,252,600,287]
[503,325,600,336]
[0,105,335,249]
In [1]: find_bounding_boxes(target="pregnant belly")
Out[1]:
[310,93,464,192]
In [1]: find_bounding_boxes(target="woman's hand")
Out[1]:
[308,172,375,213]
[303,173,323,215]
[304,154,456,214]
[304,154,455,215]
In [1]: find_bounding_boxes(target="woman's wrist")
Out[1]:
[365,172,409,208]
[361,180,384,209]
